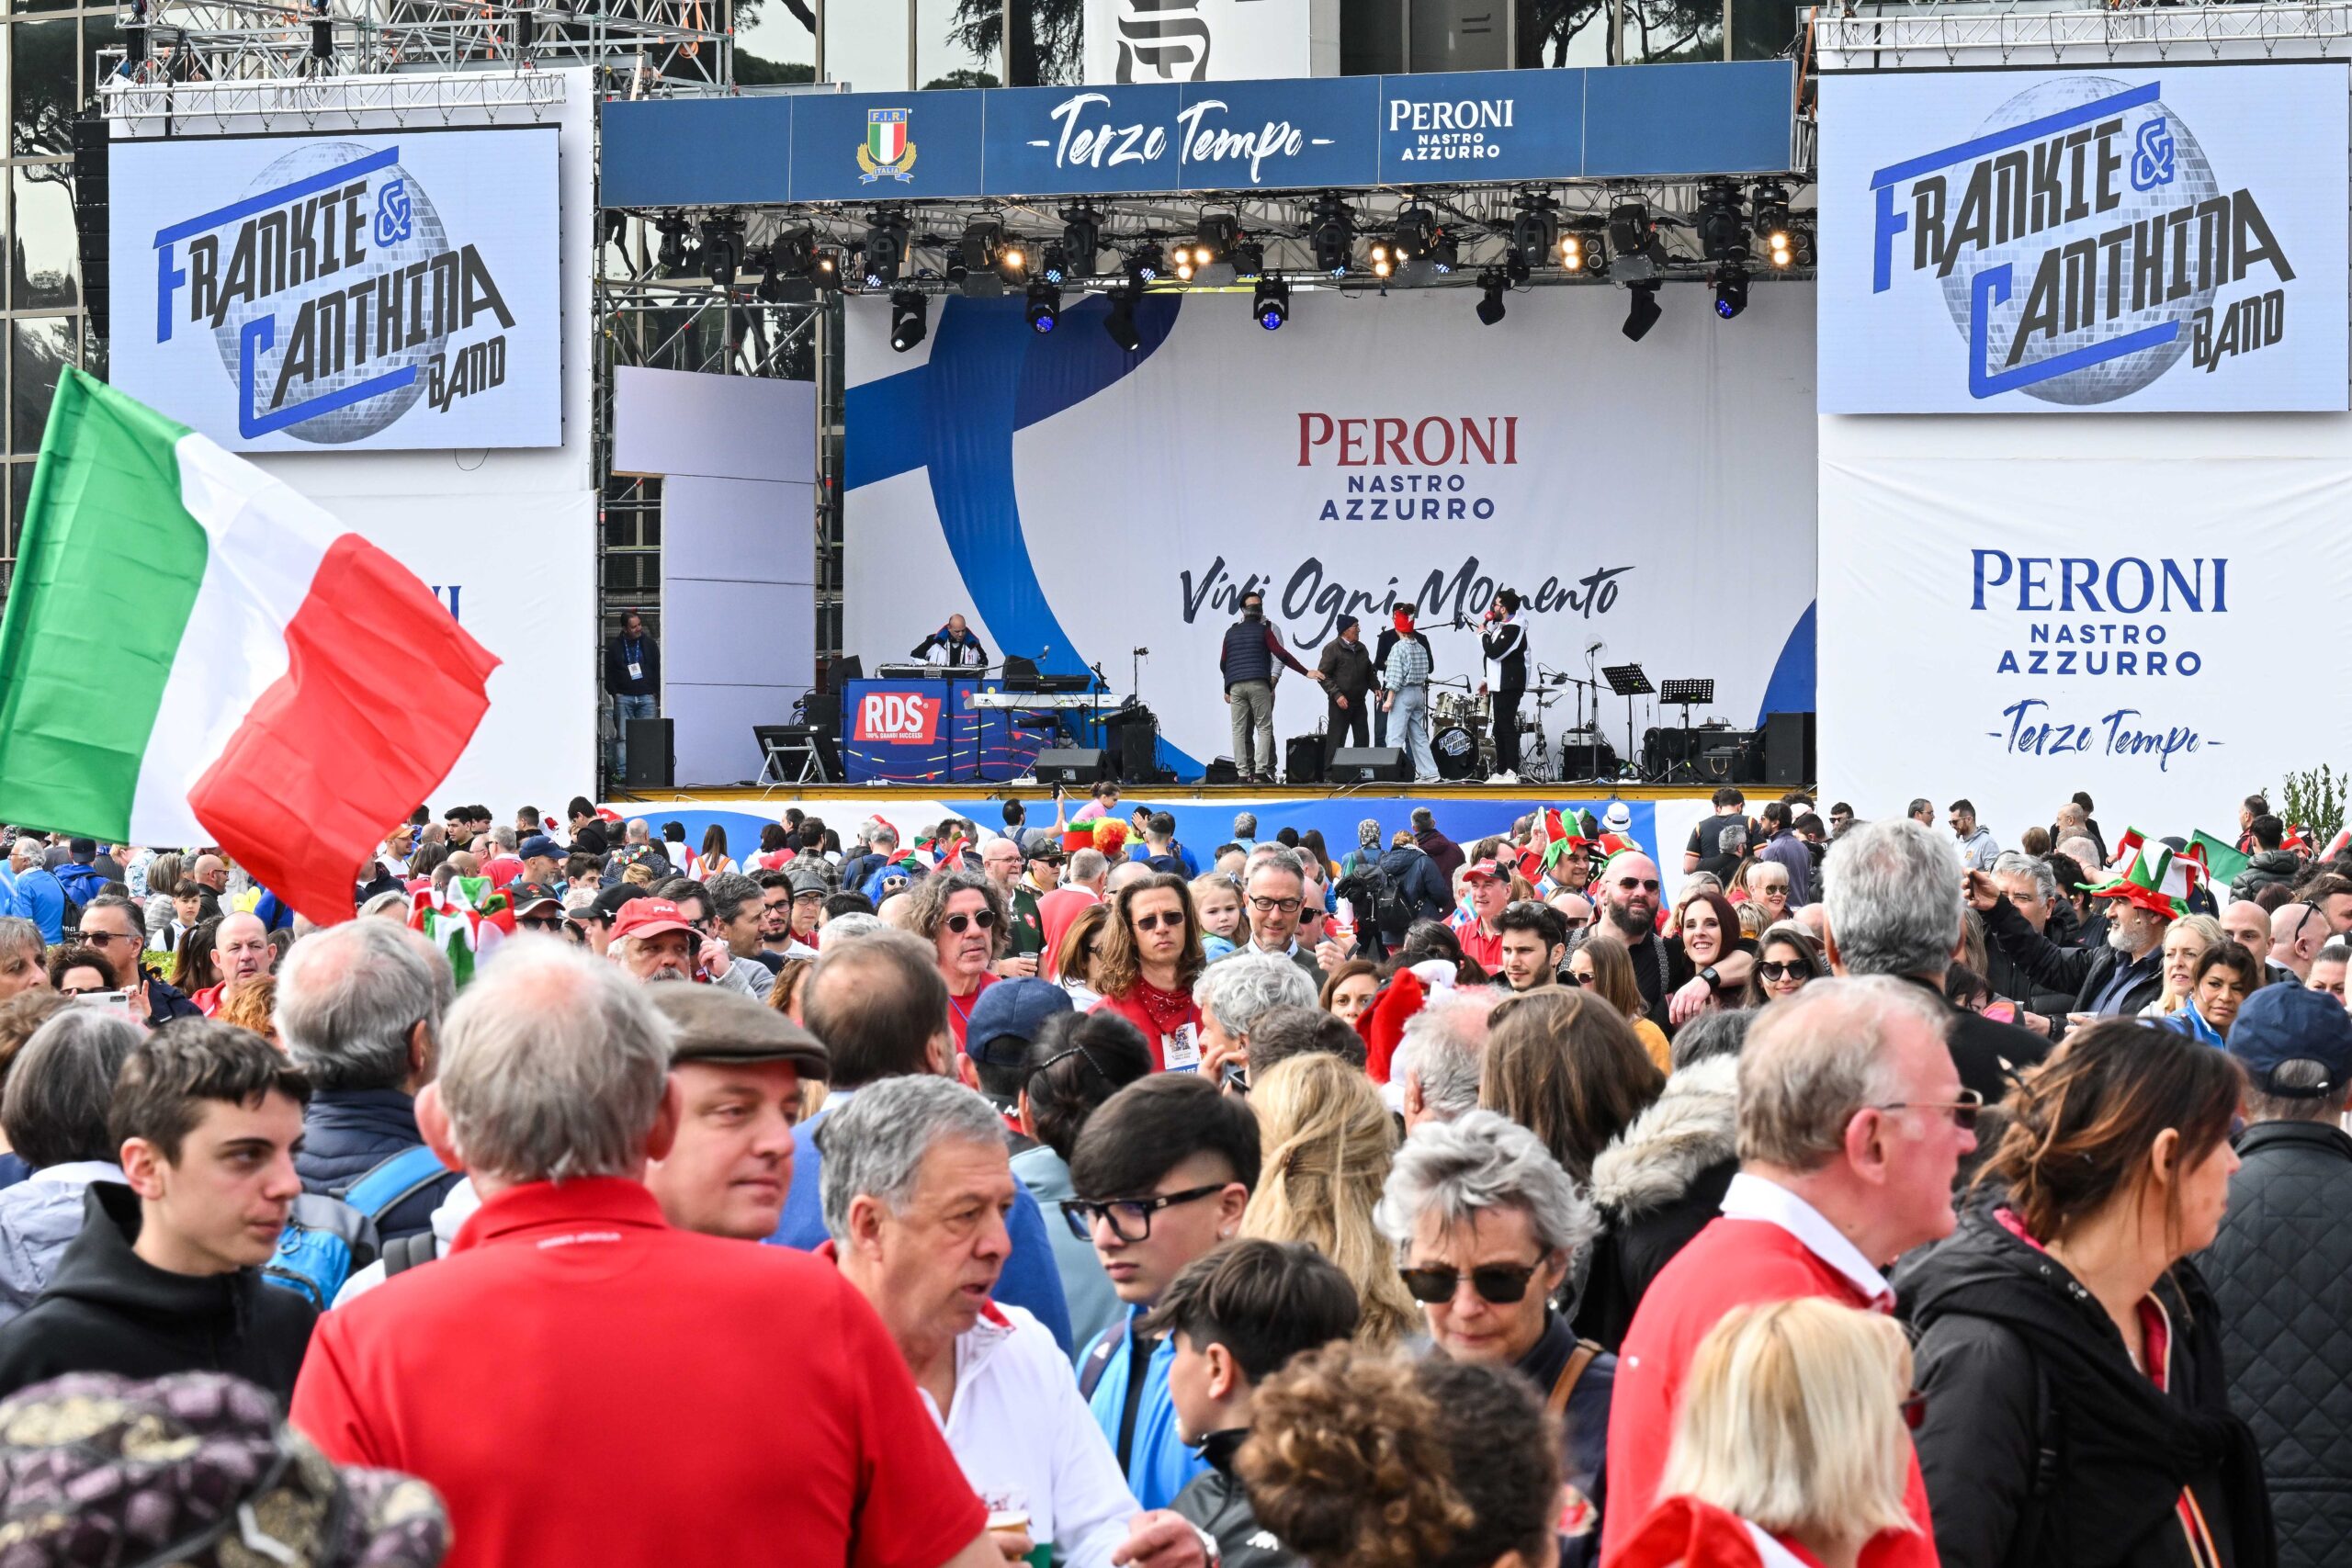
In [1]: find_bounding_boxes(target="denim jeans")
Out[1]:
[1390,685,1435,780]
[613,693,657,778]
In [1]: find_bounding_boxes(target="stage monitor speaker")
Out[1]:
[1699,747,1744,783]
[1035,748,1113,786]
[1118,716,1159,783]
[1204,758,1241,784]
[827,655,864,689]
[1764,711,1815,787]
[1329,746,1410,784]
[1285,735,1325,785]
[622,717,673,789]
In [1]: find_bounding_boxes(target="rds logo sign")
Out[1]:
[854,692,944,745]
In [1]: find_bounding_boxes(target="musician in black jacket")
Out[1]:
[1480,588,1530,778]
[910,614,989,668]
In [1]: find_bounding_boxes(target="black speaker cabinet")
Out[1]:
[1035,748,1114,785]
[1328,746,1410,784]
[1285,735,1325,785]
[1118,722,1159,783]
[1764,711,1816,787]
[622,717,674,789]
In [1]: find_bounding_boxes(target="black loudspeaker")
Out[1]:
[1204,758,1242,784]
[827,655,864,689]
[1285,735,1325,784]
[1329,747,1410,784]
[1117,721,1159,783]
[71,118,107,332]
[1035,748,1113,785]
[1764,711,1815,786]
[623,717,674,789]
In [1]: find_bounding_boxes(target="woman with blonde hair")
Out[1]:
[2142,912,2222,1020]
[1616,1297,1918,1568]
[1482,988,1664,1184]
[1240,1053,1420,1350]
[1053,903,1113,1009]
[1568,932,1672,1072]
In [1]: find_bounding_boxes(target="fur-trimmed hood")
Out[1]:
[1589,1054,1739,1221]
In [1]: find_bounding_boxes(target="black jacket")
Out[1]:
[1317,637,1376,702]
[1374,844,1453,931]
[297,1089,464,1245]
[1171,1430,1297,1568]
[603,630,659,696]
[2203,1119,2352,1568]
[1983,893,2166,1022]
[1889,973,2049,1107]
[1575,1054,1738,1351]
[2231,851,2303,901]
[1899,1202,2276,1568]
[1481,618,1528,693]
[0,1182,316,1402]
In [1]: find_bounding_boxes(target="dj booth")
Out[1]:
[837,667,1125,784]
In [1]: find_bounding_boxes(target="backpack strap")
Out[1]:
[1546,1339,1604,1417]
[338,1145,453,1223]
[382,1231,440,1277]
[1077,1324,1122,1402]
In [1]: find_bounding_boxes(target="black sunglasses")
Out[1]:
[1756,959,1813,982]
[1398,1258,1551,1305]
[945,909,999,934]
[1060,1182,1226,1244]
[1134,910,1187,932]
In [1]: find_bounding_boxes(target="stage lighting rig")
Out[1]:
[1040,242,1069,286]
[1510,192,1559,270]
[1059,204,1102,276]
[1367,239,1395,279]
[699,216,741,288]
[1715,266,1749,320]
[1392,207,1436,263]
[950,219,1000,293]
[889,289,929,353]
[1607,201,1669,282]
[998,236,1029,282]
[1696,180,1747,263]
[862,212,909,287]
[1558,223,1607,276]
[1233,238,1265,279]
[1104,283,1142,352]
[1254,276,1290,331]
[758,230,817,303]
[1027,279,1061,333]
[813,248,843,294]
[1475,267,1508,326]
[1623,279,1662,342]
[1128,243,1164,284]
[1175,213,1241,285]
[1310,197,1354,276]
[655,213,690,275]
[1751,183,1791,253]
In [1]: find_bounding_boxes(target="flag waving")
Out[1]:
[0,368,499,926]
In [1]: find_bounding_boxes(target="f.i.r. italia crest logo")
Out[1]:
[858,108,917,184]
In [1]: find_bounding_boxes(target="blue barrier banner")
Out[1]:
[599,62,1793,208]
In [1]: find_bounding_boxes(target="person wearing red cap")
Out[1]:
[1457,860,1513,975]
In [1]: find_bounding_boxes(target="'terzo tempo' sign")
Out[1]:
[109,126,560,451]
[1818,64,2348,412]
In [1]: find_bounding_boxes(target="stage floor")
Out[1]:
[613,782,1727,807]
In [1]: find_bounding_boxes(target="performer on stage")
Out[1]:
[910,613,989,667]
[1317,614,1375,765]
[1218,589,1322,784]
[1479,587,1529,780]
[1381,604,1436,783]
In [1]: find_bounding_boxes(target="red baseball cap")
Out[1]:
[609,899,699,944]
[1463,859,1508,883]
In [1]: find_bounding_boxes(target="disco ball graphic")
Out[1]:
[1939,76,2219,405]
[210,141,449,443]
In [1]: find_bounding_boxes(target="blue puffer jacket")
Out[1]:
[51,864,116,914]
[295,1089,462,1245]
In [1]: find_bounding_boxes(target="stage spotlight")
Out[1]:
[1059,204,1102,276]
[1510,192,1558,267]
[862,213,908,287]
[1253,276,1290,331]
[1475,267,1508,326]
[1233,238,1265,279]
[1040,242,1069,286]
[1696,179,1746,262]
[756,235,817,304]
[1750,182,1792,254]
[1310,197,1354,275]
[1181,213,1240,285]
[1104,285,1142,352]
[1129,243,1164,284]
[655,213,689,275]
[1766,230,1797,269]
[1608,202,1668,281]
[889,289,928,353]
[1392,207,1435,263]
[1715,265,1749,320]
[1026,279,1060,333]
[998,239,1029,282]
[1367,240,1394,280]
[1623,279,1662,342]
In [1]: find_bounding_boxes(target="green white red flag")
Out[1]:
[0,368,499,926]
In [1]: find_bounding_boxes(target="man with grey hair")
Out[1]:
[1069,848,1111,899]
[1982,850,2072,1037]
[1392,987,1499,1132]
[1828,818,2047,1102]
[2204,985,2352,1568]
[1967,834,2169,1027]
[290,939,1012,1568]
[824,1077,1157,1568]
[277,920,460,1245]
[1227,850,1321,984]
[1601,976,1968,1566]
[1193,950,1317,1086]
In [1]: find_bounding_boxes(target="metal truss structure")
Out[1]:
[1813,0,2352,72]
[93,0,729,101]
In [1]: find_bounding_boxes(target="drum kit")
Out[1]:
[1425,678,1590,784]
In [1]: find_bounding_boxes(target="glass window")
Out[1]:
[11,316,74,451]
[13,163,77,310]
[10,464,34,551]
[10,18,75,159]
[918,0,1003,88]
[82,16,123,106]
[730,0,816,86]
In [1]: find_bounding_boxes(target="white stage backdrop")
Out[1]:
[1819,412,2352,839]
[843,285,1819,773]
[1819,63,2349,413]
[110,125,563,451]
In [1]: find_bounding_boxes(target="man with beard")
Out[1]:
[606,900,736,987]
[1592,852,1752,1032]
[1968,855,2174,1030]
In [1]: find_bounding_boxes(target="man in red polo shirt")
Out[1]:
[1600,976,1973,1567]
[289,939,1004,1568]
[1455,859,1511,974]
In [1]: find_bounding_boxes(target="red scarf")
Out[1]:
[1129,977,1196,1038]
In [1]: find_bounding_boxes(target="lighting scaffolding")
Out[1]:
[1811,0,2352,72]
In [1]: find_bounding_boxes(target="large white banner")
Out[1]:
[1819,64,2349,413]
[110,127,562,451]
[1818,412,2352,841]
[844,285,1817,773]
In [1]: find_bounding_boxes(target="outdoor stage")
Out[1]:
[603,784,1725,873]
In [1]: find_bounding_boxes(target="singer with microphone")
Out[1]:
[910,613,989,668]
[1479,588,1530,780]
[1317,614,1375,765]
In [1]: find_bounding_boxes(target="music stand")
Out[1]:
[1659,679,1714,784]
[1602,664,1652,784]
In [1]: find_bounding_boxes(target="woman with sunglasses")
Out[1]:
[1091,872,1208,1072]
[1377,1108,1615,1564]
[1571,934,1673,1074]
[908,869,1009,1050]
[1617,1298,1921,1568]
[1740,922,1825,1010]
[1901,1020,2261,1568]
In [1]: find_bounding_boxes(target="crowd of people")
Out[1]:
[0,779,2345,1568]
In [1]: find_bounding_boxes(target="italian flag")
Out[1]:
[0,368,499,926]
